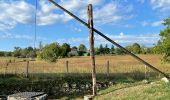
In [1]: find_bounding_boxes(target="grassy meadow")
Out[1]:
[0,54,170,75]
[0,54,170,99]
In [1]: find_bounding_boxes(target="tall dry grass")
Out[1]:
[0,54,170,76]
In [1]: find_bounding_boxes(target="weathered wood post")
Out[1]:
[107,60,110,77]
[88,4,97,96]
[4,61,8,77]
[145,65,147,79]
[26,61,29,78]
[66,60,69,73]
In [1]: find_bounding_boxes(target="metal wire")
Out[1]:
[34,0,38,49]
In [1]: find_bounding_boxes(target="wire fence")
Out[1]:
[0,58,168,79]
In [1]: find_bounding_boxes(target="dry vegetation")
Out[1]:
[0,54,170,76]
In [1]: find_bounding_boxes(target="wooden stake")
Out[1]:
[107,61,110,77]
[4,61,8,77]
[88,4,96,96]
[66,61,69,73]
[26,61,29,78]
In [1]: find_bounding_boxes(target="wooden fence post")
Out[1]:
[88,4,97,96]
[4,61,8,77]
[107,61,110,77]
[26,61,29,78]
[66,61,69,73]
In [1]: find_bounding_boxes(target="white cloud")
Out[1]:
[151,20,163,27]
[1,32,33,40]
[55,32,160,47]
[0,0,134,30]
[0,1,35,31]
[141,20,163,27]
[37,0,133,25]
[151,0,170,12]
[94,33,160,46]
[120,32,124,36]
[0,32,47,41]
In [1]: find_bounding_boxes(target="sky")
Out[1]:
[0,0,170,51]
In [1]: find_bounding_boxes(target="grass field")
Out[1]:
[0,54,170,99]
[0,54,170,75]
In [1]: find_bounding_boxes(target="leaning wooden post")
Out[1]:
[88,4,97,96]
[66,61,69,73]
[107,60,110,77]
[26,61,29,78]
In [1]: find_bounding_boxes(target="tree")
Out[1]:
[0,51,5,57]
[155,17,170,62]
[98,44,104,54]
[20,47,35,58]
[61,43,71,57]
[110,45,115,54]
[78,44,87,56]
[13,47,22,57]
[115,48,124,55]
[131,43,141,54]
[104,44,110,54]
[78,44,87,52]
[37,42,62,62]
[163,16,170,27]
[153,40,162,54]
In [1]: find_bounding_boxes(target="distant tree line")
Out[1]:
[0,42,156,62]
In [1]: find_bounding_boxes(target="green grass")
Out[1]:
[95,81,170,100]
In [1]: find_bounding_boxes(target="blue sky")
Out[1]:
[0,0,170,51]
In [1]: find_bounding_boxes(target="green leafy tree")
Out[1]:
[78,44,87,52]
[131,43,141,54]
[159,17,170,62]
[104,44,110,54]
[13,47,22,57]
[115,48,124,55]
[37,42,62,62]
[0,51,5,56]
[155,17,170,62]
[153,40,162,54]
[78,44,87,56]
[98,44,104,54]
[163,16,170,27]
[20,47,35,58]
[61,43,71,57]
[110,45,115,54]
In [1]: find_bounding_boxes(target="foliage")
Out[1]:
[98,44,104,54]
[78,44,87,52]
[163,16,170,27]
[0,51,5,56]
[13,47,22,57]
[155,17,170,62]
[78,44,87,56]
[110,45,115,54]
[61,43,71,57]
[37,42,62,62]
[115,48,124,55]
[126,43,141,54]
